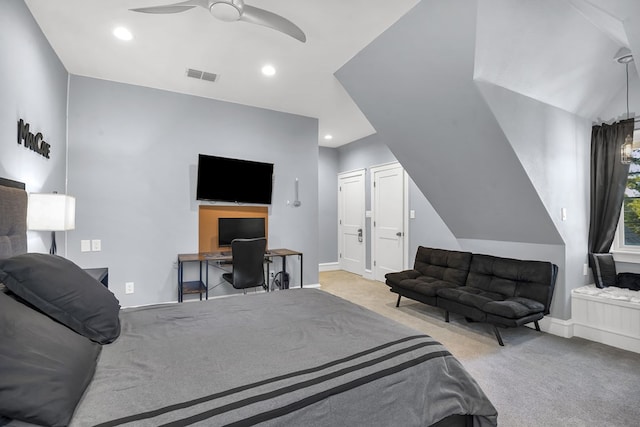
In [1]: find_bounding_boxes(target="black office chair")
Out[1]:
[222,238,267,293]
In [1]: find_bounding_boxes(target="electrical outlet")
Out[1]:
[91,239,101,251]
[125,282,134,294]
[81,240,91,252]
[583,263,589,276]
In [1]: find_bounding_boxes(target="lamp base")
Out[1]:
[50,231,57,255]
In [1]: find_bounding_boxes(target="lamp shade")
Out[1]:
[27,193,76,231]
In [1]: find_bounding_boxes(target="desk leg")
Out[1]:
[205,260,209,300]
[281,256,289,289]
[300,254,303,288]
[199,261,203,301]
[178,261,183,303]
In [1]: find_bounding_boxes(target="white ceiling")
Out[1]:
[22,0,640,148]
[23,0,420,148]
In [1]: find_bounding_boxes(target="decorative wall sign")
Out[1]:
[17,119,51,159]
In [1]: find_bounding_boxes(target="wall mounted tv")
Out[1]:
[218,217,266,247]
[196,154,274,204]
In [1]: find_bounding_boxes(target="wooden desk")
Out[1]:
[177,248,303,302]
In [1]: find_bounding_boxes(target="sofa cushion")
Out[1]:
[385,269,420,287]
[437,286,504,310]
[483,297,545,319]
[396,277,461,297]
[465,254,556,311]
[413,246,472,286]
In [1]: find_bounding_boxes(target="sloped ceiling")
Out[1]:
[336,0,563,244]
[475,0,624,119]
[336,0,639,245]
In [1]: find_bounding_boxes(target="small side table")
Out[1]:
[177,254,209,302]
[84,268,109,288]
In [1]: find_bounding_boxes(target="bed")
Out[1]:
[0,178,497,427]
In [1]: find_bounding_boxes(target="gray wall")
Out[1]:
[318,147,338,264]
[0,0,69,255]
[320,135,460,269]
[66,76,319,306]
[334,0,592,320]
[337,134,396,270]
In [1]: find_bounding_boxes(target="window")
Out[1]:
[614,129,640,257]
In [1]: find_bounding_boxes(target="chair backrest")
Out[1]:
[230,237,267,289]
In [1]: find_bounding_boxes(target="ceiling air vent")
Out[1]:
[186,68,218,82]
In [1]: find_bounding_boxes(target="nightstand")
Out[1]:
[84,268,109,288]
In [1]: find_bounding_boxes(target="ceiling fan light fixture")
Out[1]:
[209,1,242,22]
[261,64,276,76]
[113,26,133,41]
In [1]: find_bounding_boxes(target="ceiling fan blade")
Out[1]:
[130,5,196,14]
[130,0,203,14]
[241,5,306,42]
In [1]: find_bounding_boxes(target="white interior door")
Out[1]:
[338,170,365,275]
[372,163,406,282]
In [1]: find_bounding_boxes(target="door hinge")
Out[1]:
[339,253,342,258]
[374,260,376,266]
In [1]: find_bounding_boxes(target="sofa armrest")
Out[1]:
[385,270,420,287]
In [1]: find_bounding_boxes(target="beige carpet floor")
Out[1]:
[319,270,640,427]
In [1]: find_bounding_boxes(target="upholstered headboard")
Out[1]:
[0,177,28,259]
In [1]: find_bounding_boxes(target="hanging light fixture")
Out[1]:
[617,47,634,164]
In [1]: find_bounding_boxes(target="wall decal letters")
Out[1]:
[17,119,51,159]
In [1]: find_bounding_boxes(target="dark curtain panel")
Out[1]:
[588,118,635,254]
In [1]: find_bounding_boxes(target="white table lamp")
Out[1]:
[27,193,76,255]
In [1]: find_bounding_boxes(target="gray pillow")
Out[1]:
[0,253,121,344]
[0,292,101,426]
[589,253,617,289]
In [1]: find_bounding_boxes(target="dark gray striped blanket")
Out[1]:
[69,289,497,426]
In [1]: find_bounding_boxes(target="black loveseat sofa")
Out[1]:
[385,246,558,345]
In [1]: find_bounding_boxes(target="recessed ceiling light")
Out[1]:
[113,26,133,41]
[261,64,276,77]
[324,134,333,140]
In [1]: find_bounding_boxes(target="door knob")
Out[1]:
[358,228,363,243]
[396,232,402,237]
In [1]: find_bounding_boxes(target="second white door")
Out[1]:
[372,163,406,282]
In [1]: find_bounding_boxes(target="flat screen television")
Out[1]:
[196,154,274,204]
[218,217,266,247]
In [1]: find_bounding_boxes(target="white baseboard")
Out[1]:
[528,314,640,354]
[319,262,340,272]
[533,316,574,338]
[363,269,373,281]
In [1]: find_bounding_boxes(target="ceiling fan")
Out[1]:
[130,0,306,42]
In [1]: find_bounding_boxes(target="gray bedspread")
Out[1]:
[70,289,497,426]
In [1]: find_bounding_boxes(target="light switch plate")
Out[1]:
[81,240,91,252]
[91,239,101,251]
